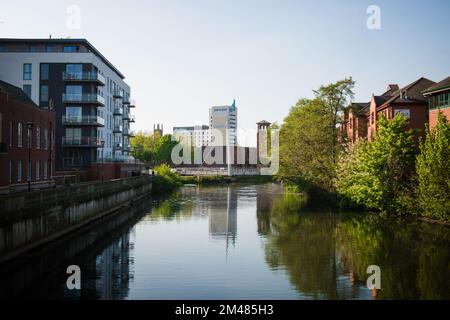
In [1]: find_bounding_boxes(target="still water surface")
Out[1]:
[1,184,449,299]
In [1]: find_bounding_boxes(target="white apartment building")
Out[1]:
[0,38,136,170]
[173,125,211,147]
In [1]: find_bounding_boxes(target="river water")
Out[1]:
[0,183,449,300]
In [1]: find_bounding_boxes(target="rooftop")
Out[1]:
[423,76,450,95]
[0,79,38,106]
[0,38,125,79]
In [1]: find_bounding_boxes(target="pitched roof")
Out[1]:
[257,120,271,125]
[423,76,450,95]
[0,80,38,106]
[379,77,435,108]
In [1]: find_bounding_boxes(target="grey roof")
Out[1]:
[0,79,38,106]
[423,76,450,95]
[0,38,125,79]
[379,77,435,107]
[257,120,271,125]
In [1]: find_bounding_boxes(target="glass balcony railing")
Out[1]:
[113,125,123,133]
[62,93,105,105]
[62,115,105,126]
[113,107,123,116]
[62,136,100,147]
[62,71,105,85]
[113,90,123,99]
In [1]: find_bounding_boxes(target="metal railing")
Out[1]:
[63,157,83,168]
[62,71,106,85]
[62,93,105,105]
[62,136,100,147]
[62,115,105,126]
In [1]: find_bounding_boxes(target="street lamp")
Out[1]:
[100,140,105,182]
[26,122,34,192]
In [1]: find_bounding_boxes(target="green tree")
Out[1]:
[416,112,450,220]
[152,134,178,165]
[131,132,177,166]
[279,98,335,192]
[335,114,416,213]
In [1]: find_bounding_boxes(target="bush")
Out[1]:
[152,164,183,194]
[416,112,450,220]
[335,114,417,214]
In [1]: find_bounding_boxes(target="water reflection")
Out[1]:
[0,184,448,299]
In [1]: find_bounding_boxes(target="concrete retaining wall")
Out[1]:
[0,175,152,264]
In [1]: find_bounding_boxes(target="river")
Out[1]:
[0,183,449,300]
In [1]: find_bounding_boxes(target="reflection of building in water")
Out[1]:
[95,233,132,300]
[256,189,272,236]
[208,187,237,252]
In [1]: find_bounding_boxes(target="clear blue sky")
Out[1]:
[1,0,449,144]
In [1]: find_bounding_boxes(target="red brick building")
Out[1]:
[340,102,369,143]
[0,80,55,192]
[365,78,435,141]
[423,76,450,129]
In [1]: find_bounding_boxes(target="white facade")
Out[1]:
[0,43,134,162]
[209,100,237,146]
[173,125,211,147]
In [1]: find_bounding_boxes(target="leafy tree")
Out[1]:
[335,114,416,213]
[131,132,177,166]
[152,134,178,165]
[416,112,450,220]
[279,98,335,192]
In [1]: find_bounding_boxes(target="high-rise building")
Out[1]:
[209,100,237,146]
[0,38,136,171]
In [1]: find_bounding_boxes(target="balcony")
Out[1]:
[129,99,136,108]
[113,125,123,133]
[62,93,105,106]
[123,97,130,105]
[62,136,100,147]
[63,157,83,168]
[123,113,135,122]
[62,71,105,86]
[113,107,123,116]
[113,90,123,99]
[113,144,123,151]
[62,115,105,126]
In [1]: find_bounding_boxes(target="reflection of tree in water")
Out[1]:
[261,193,343,299]
[260,192,450,300]
[335,215,450,299]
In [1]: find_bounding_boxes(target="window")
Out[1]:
[44,128,49,150]
[27,160,31,181]
[23,84,32,98]
[17,160,22,182]
[66,64,82,78]
[29,45,38,52]
[27,125,32,148]
[41,64,49,80]
[9,121,13,147]
[18,122,23,147]
[46,45,54,52]
[23,63,32,80]
[36,127,41,149]
[9,160,12,183]
[43,161,48,179]
[63,46,79,52]
[40,85,49,103]
[0,45,5,52]
[66,85,82,96]
[36,160,40,180]
[65,106,82,122]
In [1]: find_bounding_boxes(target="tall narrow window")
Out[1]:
[41,64,49,80]
[23,84,32,98]
[9,121,12,147]
[27,160,31,181]
[43,161,48,179]
[18,122,23,147]
[9,160,12,183]
[36,127,41,149]
[27,126,32,148]
[40,85,49,103]
[17,160,22,182]
[23,63,32,80]
[44,128,49,150]
[36,160,40,180]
